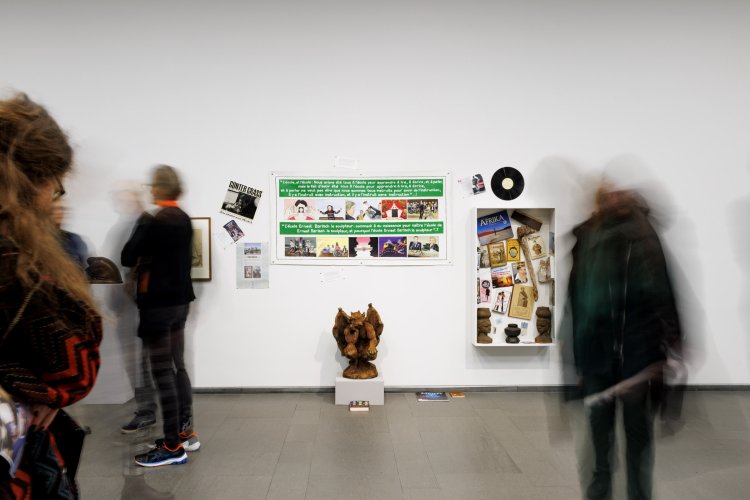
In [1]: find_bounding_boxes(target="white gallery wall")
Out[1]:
[2,0,749,388]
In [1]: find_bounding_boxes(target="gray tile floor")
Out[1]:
[67,391,750,499]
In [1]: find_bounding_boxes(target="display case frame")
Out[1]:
[473,207,556,347]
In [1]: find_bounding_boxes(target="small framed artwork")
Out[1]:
[191,217,212,280]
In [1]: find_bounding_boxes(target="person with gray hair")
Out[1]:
[121,165,199,467]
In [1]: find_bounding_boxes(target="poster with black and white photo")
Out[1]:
[236,242,269,289]
[220,180,262,223]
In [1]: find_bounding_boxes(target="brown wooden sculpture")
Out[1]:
[332,304,384,379]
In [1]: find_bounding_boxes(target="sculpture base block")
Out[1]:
[335,374,384,406]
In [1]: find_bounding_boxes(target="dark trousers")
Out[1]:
[584,372,654,500]
[134,338,157,415]
[139,304,193,449]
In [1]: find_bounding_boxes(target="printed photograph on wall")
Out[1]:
[378,236,407,257]
[360,200,383,219]
[284,236,317,257]
[410,236,439,258]
[316,198,344,220]
[284,198,316,220]
[317,236,349,257]
[236,242,269,289]
[348,237,378,258]
[380,199,408,219]
[190,217,211,280]
[220,180,262,223]
[223,219,244,243]
[406,199,439,220]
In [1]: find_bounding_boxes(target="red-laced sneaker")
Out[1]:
[150,431,201,452]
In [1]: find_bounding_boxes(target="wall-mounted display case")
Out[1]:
[474,208,556,347]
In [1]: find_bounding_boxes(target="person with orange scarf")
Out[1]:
[121,165,199,467]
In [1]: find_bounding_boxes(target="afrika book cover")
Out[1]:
[477,210,512,245]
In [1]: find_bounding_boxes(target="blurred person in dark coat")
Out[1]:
[568,184,682,500]
[121,165,199,467]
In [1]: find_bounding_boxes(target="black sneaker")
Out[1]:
[134,442,187,467]
[121,411,157,434]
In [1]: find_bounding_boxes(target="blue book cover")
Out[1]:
[416,392,450,401]
[477,210,513,245]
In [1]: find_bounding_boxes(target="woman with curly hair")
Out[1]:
[0,94,102,499]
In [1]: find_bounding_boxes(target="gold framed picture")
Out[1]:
[191,217,212,280]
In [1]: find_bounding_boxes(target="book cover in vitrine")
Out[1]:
[477,210,512,245]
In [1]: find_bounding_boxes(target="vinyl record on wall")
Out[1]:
[490,167,525,201]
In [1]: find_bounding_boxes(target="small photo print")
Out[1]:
[406,199,439,220]
[491,287,512,314]
[284,199,316,220]
[316,199,344,220]
[360,200,382,220]
[348,237,378,257]
[316,236,349,257]
[381,200,408,220]
[243,242,261,255]
[223,220,244,242]
[471,174,486,194]
[243,266,261,279]
[478,245,490,268]
[284,237,316,257]
[479,279,492,303]
[378,236,407,257]
[527,234,547,259]
[512,262,528,284]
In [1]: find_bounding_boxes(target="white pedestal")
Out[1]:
[335,375,384,405]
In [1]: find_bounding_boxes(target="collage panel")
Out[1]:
[380,199,408,219]
[284,236,317,257]
[283,198,317,220]
[316,198,345,220]
[316,236,350,257]
[378,236,407,257]
[348,237,378,258]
